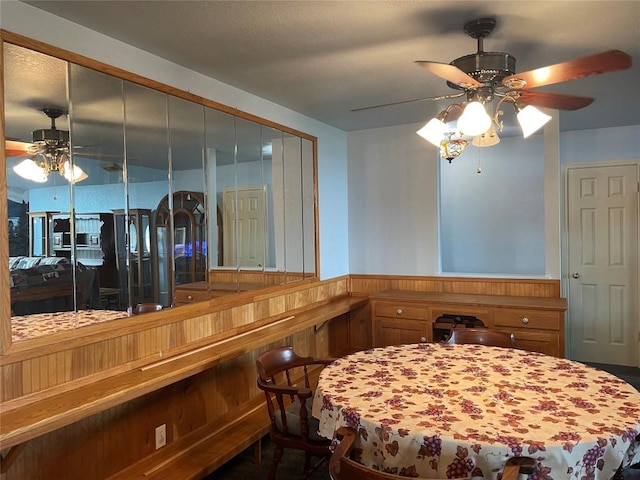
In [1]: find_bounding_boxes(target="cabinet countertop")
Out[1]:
[371,290,567,311]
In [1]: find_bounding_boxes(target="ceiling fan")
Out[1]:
[352,17,632,158]
[6,108,90,183]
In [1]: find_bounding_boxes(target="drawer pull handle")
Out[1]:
[396,309,403,315]
[187,295,193,301]
[521,317,529,324]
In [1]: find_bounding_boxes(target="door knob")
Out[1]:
[572,272,581,279]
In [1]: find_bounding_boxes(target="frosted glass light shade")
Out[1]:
[13,159,48,183]
[517,105,552,138]
[61,160,88,182]
[417,117,448,146]
[457,101,492,136]
[472,123,500,147]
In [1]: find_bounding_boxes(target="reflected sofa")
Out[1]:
[9,256,99,315]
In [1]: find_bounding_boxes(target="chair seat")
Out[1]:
[275,396,325,442]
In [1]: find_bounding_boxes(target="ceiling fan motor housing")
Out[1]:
[32,107,69,146]
[447,52,516,90]
[32,127,69,146]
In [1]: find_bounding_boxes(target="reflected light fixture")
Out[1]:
[13,151,88,183]
[11,108,88,183]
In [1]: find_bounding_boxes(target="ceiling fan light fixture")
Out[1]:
[516,104,552,138]
[416,115,448,146]
[13,158,48,183]
[61,160,89,183]
[472,123,500,147]
[457,101,492,136]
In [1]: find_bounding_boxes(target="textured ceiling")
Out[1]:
[17,1,640,133]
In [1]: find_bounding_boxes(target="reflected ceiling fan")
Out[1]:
[6,108,89,182]
[352,17,632,159]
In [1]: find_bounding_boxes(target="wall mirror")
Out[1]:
[3,33,318,344]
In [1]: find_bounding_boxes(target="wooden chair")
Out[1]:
[132,303,163,315]
[256,346,335,480]
[330,426,536,480]
[446,327,515,348]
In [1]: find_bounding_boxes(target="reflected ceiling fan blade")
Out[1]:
[515,91,594,110]
[5,139,38,157]
[415,61,482,89]
[503,50,632,90]
[72,145,123,159]
[351,92,465,112]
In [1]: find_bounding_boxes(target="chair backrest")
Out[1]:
[256,347,334,445]
[330,427,535,480]
[446,327,515,348]
[133,303,163,315]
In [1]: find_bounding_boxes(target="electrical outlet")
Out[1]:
[155,424,167,449]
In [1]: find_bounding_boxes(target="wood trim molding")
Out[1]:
[349,274,561,298]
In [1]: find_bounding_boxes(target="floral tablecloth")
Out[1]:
[312,343,640,479]
[12,309,129,341]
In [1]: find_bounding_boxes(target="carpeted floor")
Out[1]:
[585,362,640,391]
[207,363,640,479]
[207,435,329,479]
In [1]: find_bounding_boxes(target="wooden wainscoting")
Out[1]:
[0,277,362,479]
[349,274,561,298]
[346,275,561,351]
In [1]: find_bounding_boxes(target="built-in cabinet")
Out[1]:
[371,290,567,357]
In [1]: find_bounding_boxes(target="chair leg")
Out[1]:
[302,452,313,478]
[268,444,284,480]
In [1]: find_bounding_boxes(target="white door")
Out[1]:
[567,163,639,366]
[223,187,267,267]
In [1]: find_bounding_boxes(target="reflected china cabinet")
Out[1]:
[113,209,157,307]
[155,191,207,303]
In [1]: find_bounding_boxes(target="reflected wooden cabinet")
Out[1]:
[113,209,157,307]
[155,191,207,298]
[371,291,566,357]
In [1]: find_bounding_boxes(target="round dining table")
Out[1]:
[311,343,640,479]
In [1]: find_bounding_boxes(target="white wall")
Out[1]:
[348,122,639,278]
[347,124,439,274]
[440,135,545,275]
[0,0,350,279]
[560,125,640,164]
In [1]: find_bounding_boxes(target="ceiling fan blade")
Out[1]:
[351,92,465,112]
[503,50,632,90]
[516,91,594,111]
[5,140,37,157]
[415,61,482,89]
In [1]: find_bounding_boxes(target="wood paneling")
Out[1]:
[350,274,560,298]
[0,279,360,479]
[0,271,564,478]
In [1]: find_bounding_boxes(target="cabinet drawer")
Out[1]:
[374,302,428,320]
[493,308,560,331]
[174,289,210,303]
